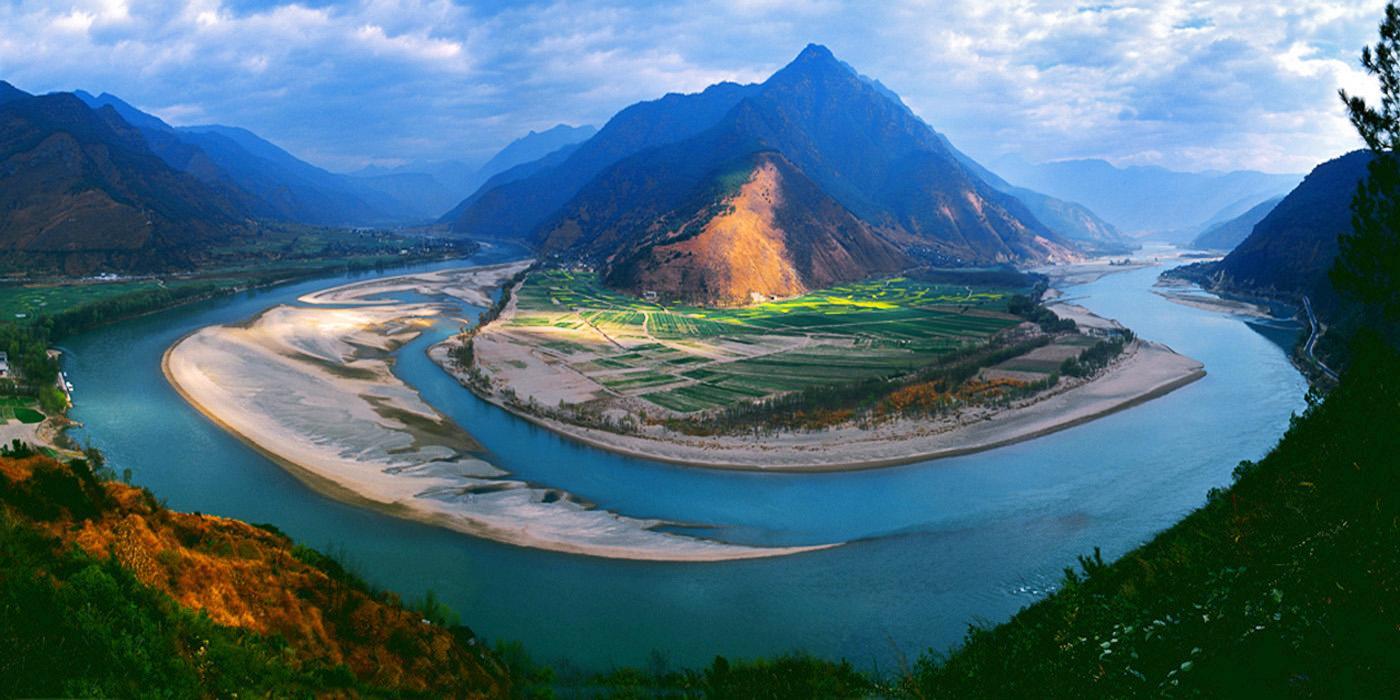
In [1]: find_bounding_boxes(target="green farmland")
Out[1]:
[489,269,1038,414]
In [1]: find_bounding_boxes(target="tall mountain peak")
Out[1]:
[792,43,839,65]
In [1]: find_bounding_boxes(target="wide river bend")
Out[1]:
[61,243,1307,670]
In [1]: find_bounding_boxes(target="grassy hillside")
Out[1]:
[0,453,508,697]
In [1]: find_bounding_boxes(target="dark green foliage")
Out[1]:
[291,543,373,594]
[1008,293,1077,333]
[0,438,34,458]
[0,509,389,698]
[1058,334,1130,378]
[552,652,873,699]
[36,385,66,414]
[1335,2,1400,322]
[0,322,60,387]
[413,589,461,628]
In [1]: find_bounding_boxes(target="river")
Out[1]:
[60,243,1307,671]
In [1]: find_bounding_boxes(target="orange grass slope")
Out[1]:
[0,454,508,697]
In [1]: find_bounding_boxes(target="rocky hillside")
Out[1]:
[0,453,507,697]
[602,151,910,304]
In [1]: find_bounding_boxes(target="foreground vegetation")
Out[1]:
[0,453,508,697]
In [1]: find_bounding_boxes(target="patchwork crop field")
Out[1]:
[487,269,1040,414]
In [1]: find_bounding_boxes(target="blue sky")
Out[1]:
[0,0,1386,174]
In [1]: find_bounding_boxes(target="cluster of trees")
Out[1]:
[0,324,59,389]
[43,283,228,339]
[1008,293,1078,333]
[1060,330,1135,379]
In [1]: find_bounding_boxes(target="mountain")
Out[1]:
[474,123,597,184]
[993,156,1300,238]
[349,125,597,220]
[1190,196,1283,251]
[938,136,1131,253]
[836,74,1127,253]
[0,92,252,273]
[1209,151,1372,303]
[602,151,912,304]
[0,81,32,104]
[72,91,425,225]
[449,44,1077,304]
[0,454,508,696]
[441,80,761,237]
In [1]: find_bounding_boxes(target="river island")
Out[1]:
[434,261,1205,471]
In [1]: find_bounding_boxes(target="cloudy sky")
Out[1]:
[0,0,1386,174]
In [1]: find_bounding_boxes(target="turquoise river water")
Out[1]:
[61,243,1308,671]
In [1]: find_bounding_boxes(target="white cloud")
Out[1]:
[0,0,1390,174]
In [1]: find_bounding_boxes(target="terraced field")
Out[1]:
[486,269,1034,414]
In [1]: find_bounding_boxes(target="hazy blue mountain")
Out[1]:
[993,156,1300,238]
[936,136,1131,253]
[436,141,585,224]
[475,124,596,183]
[71,92,429,225]
[349,125,597,220]
[390,160,480,196]
[0,93,251,272]
[1190,196,1283,251]
[442,80,761,236]
[835,68,1129,254]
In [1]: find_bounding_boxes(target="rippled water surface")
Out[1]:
[63,244,1307,669]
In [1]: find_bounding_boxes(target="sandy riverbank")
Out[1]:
[164,261,832,562]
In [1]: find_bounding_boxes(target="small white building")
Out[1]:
[0,351,9,378]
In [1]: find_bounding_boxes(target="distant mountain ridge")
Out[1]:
[937,136,1131,253]
[993,156,1300,239]
[476,124,597,183]
[1190,196,1283,251]
[72,91,429,225]
[349,124,597,218]
[446,44,1087,304]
